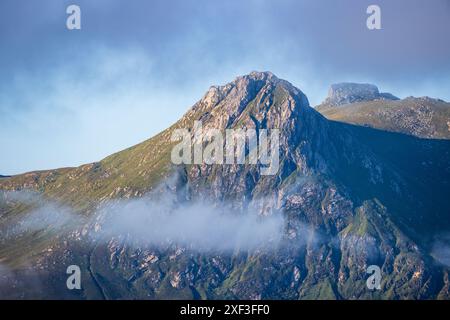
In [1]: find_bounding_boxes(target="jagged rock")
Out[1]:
[323,82,399,106]
[0,72,449,300]
[318,93,450,139]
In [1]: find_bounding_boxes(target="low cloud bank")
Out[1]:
[1,190,288,253]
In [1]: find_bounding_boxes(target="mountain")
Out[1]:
[1,72,450,299]
[319,83,399,107]
[317,84,450,139]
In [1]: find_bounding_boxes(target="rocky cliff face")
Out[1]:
[0,72,449,300]
[322,83,399,107]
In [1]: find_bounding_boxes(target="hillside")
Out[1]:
[0,72,449,299]
[317,83,450,139]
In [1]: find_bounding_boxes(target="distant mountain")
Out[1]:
[319,82,399,107]
[317,85,450,139]
[0,72,449,299]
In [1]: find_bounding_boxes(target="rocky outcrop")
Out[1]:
[318,95,450,139]
[323,82,399,107]
[0,72,449,300]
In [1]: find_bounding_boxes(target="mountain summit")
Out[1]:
[0,72,449,300]
[185,71,310,132]
[322,82,399,107]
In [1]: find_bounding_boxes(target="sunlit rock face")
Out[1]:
[0,72,449,300]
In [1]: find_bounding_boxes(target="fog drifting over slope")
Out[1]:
[1,190,286,253]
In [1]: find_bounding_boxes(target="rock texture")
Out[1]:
[318,94,450,139]
[322,83,399,107]
[0,72,449,300]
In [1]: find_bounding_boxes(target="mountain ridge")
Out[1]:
[1,71,449,299]
[317,90,450,139]
[321,82,399,107]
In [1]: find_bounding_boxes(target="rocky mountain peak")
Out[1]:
[200,71,296,108]
[323,82,399,106]
[1,72,449,300]
[404,96,447,103]
[187,72,310,132]
[243,70,278,82]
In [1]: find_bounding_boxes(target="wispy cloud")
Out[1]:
[1,189,289,253]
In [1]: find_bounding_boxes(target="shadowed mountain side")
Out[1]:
[327,121,450,242]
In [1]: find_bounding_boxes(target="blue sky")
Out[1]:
[1,0,449,175]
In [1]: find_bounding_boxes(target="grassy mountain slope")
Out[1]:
[317,97,450,139]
